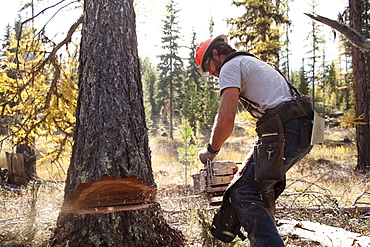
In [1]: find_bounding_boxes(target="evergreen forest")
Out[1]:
[0,0,369,246]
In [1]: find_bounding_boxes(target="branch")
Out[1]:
[305,13,370,51]
[34,0,82,42]
[44,56,61,110]
[15,0,69,70]
[13,15,83,104]
[277,206,370,214]
[11,13,83,104]
[20,0,67,25]
[37,15,84,71]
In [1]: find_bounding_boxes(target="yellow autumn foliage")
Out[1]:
[0,25,78,169]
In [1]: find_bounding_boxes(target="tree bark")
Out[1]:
[51,0,185,246]
[350,0,370,173]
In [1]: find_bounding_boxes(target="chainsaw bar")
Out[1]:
[90,200,156,208]
[90,195,202,208]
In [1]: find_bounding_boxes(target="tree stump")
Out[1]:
[6,152,26,186]
[6,144,37,186]
[16,143,37,182]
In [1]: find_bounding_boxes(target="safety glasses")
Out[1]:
[202,56,212,72]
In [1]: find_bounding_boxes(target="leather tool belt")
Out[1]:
[253,96,313,182]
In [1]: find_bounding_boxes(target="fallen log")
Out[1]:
[1,184,26,192]
[278,219,370,247]
[276,206,370,214]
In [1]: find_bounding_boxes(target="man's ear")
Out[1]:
[212,48,218,58]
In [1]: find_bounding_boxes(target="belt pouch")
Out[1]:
[254,134,285,182]
[255,115,285,182]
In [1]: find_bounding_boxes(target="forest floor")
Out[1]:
[0,125,369,246]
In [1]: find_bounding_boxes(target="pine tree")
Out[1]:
[362,0,370,110]
[181,31,202,135]
[181,30,219,136]
[322,61,339,113]
[336,12,353,112]
[140,57,158,133]
[200,17,220,131]
[51,0,185,244]
[187,31,202,88]
[157,0,184,138]
[305,0,326,111]
[291,65,309,96]
[277,0,291,78]
[228,0,290,65]
[1,24,12,51]
[350,0,370,172]
[174,118,197,185]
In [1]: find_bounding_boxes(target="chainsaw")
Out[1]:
[191,161,240,206]
[62,161,240,213]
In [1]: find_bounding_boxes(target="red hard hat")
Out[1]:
[194,35,227,77]
[195,38,212,67]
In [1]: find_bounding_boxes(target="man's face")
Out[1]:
[203,57,222,78]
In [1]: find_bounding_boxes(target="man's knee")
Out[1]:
[229,183,264,207]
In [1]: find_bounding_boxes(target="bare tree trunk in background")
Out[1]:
[350,0,370,173]
[50,0,185,245]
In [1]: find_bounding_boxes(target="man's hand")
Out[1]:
[198,148,217,165]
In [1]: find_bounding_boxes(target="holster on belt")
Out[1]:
[253,96,313,182]
[254,119,285,181]
[257,95,313,148]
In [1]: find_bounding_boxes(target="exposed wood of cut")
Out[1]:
[278,219,370,247]
[62,176,157,214]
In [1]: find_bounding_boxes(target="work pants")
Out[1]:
[229,117,313,247]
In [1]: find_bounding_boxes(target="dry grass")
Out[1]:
[0,182,63,246]
[151,125,369,245]
[0,125,369,246]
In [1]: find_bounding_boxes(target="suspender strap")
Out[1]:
[223,51,258,64]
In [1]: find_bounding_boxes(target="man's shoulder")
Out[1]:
[223,52,256,65]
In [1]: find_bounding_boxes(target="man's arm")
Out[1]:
[209,87,240,152]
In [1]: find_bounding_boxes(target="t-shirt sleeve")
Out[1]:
[219,60,242,93]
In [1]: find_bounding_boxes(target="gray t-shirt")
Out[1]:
[219,55,293,113]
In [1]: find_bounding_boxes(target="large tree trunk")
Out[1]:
[51,0,184,246]
[350,0,370,173]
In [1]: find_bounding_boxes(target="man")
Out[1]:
[195,35,314,246]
